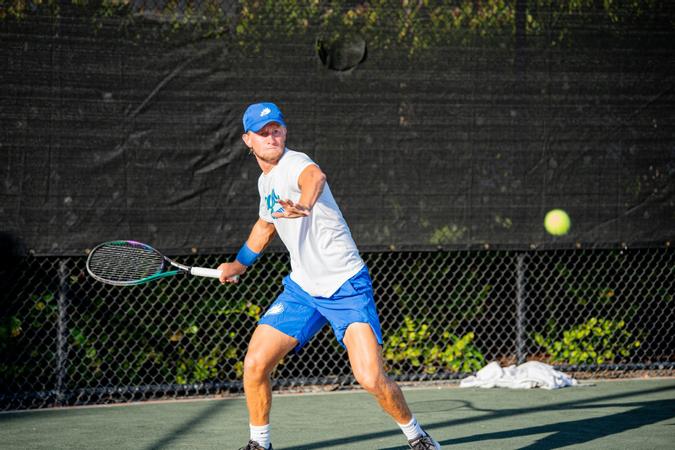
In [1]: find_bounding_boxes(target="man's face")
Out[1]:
[243,122,287,164]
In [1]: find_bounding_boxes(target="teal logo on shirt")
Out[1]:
[265,189,284,216]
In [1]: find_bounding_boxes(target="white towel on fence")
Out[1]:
[459,361,578,390]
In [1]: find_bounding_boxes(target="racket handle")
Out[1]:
[190,267,239,282]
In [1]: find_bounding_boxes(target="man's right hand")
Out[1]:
[217,261,247,284]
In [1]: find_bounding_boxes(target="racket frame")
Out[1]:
[86,240,232,286]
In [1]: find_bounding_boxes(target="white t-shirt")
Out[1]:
[258,149,365,297]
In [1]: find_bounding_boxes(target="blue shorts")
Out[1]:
[259,266,383,352]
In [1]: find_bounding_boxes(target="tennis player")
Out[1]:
[217,102,441,450]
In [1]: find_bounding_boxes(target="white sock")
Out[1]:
[250,423,271,449]
[397,416,424,441]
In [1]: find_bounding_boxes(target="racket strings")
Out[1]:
[88,243,165,283]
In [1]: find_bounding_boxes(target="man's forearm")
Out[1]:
[246,219,276,253]
[298,166,326,210]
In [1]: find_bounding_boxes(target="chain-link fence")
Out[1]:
[1,248,673,410]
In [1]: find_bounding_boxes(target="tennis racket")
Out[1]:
[86,240,238,286]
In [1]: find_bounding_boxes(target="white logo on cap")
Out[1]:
[260,107,271,117]
[265,303,284,316]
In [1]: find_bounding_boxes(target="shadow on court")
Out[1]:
[278,384,675,450]
[141,399,232,450]
[441,398,675,449]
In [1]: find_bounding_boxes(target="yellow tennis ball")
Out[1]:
[544,209,571,236]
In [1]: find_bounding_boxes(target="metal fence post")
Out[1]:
[56,259,69,405]
[516,253,527,364]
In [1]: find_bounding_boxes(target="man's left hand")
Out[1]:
[273,199,310,218]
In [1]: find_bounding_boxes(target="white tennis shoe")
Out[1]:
[408,431,441,450]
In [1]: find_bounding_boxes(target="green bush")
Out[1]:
[0,315,22,353]
[534,317,640,365]
[383,316,484,374]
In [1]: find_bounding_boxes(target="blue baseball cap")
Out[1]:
[243,102,287,133]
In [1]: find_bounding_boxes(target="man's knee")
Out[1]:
[353,367,386,393]
[243,349,275,381]
[243,325,298,382]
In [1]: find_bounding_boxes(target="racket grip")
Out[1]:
[190,267,239,282]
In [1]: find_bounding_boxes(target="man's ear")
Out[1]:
[242,132,251,148]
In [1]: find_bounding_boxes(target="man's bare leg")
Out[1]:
[242,324,297,448]
[343,322,412,422]
[343,322,441,448]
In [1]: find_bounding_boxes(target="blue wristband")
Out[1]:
[236,243,260,267]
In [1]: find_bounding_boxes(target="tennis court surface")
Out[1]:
[1,378,673,449]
